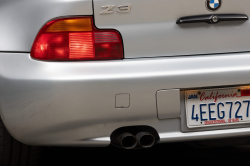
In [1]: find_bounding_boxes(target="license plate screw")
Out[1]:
[198,91,201,95]
[200,122,202,124]
[238,89,241,92]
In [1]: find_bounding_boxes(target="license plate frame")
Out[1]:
[185,86,250,128]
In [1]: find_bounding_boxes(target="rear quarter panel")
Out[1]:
[0,0,92,52]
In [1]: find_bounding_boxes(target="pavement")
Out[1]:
[39,142,250,165]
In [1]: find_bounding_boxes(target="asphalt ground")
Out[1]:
[40,142,250,165]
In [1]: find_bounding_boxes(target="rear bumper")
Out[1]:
[1,52,250,146]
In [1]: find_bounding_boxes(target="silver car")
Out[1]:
[1,0,250,165]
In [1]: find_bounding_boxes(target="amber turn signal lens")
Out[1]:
[46,18,92,32]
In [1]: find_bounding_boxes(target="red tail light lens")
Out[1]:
[31,17,123,61]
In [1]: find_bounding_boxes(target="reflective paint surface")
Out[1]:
[1,52,250,145]
[94,0,250,58]
[0,0,92,52]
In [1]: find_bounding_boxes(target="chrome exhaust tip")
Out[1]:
[118,133,137,149]
[136,132,155,148]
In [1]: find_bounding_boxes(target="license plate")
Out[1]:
[185,87,250,128]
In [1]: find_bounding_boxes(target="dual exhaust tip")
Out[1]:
[118,132,155,149]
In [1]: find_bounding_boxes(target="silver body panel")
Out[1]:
[1,0,250,147]
[0,0,92,52]
[93,0,250,58]
[1,52,250,146]
[2,0,250,57]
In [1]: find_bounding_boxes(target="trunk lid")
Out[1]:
[93,0,250,58]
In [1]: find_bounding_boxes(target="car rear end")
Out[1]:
[1,0,250,151]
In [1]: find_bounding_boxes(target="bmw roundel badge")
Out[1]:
[206,0,222,12]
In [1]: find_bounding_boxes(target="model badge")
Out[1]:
[100,4,131,14]
[206,0,221,12]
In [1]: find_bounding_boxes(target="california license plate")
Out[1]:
[185,87,250,128]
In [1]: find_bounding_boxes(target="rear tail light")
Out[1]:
[31,17,123,61]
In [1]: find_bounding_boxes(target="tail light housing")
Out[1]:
[31,17,123,61]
